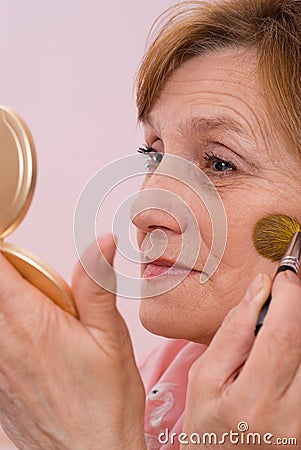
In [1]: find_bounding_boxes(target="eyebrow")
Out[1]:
[144,113,249,139]
[177,116,247,139]
[179,115,257,167]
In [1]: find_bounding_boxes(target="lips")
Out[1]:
[143,259,197,278]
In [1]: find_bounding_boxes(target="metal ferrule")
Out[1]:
[280,232,301,272]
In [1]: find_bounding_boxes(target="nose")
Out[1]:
[130,153,203,249]
[131,204,182,235]
[130,183,189,236]
[130,177,202,269]
[131,189,183,234]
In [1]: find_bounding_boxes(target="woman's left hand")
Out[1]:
[0,234,146,450]
[182,271,301,449]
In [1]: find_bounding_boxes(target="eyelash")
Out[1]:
[203,151,237,176]
[137,146,238,176]
[138,145,163,172]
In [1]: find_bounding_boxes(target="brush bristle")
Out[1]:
[253,214,301,261]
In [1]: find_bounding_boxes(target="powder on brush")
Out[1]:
[253,214,301,261]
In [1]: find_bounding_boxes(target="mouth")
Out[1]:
[142,258,200,279]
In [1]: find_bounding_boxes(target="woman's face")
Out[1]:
[133,47,301,344]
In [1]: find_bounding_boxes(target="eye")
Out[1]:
[203,151,237,174]
[138,145,164,172]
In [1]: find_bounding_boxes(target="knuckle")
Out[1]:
[285,281,301,298]
[218,395,237,420]
[263,320,301,348]
[221,305,249,337]
[223,306,238,326]
[188,355,219,397]
[188,358,207,390]
[275,275,301,299]
[188,360,200,384]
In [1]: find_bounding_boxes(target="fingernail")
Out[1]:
[244,273,264,302]
[284,270,301,285]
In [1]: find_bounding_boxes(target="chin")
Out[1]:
[139,300,185,339]
[139,294,222,345]
[138,271,236,345]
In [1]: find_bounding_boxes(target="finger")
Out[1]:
[72,234,133,361]
[239,270,301,396]
[192,273,272,391]
[0,251,30,299]
[0,251,52,318]
[72,233,117,323]
[0,251,61,369]
[287,352,301,413]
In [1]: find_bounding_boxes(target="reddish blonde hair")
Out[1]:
[136,0,301,153]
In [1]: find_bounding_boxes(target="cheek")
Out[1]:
[224,206,255,261]
[137,175,301,342]
[215,185,281,278]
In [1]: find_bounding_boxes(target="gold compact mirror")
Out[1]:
[0,106,78,317]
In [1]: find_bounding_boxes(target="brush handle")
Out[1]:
[254,265,296,335]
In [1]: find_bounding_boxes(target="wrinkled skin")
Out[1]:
[0,47,300,449]
[134,48,301,344]
[134,48,301,448]
[0,236,146,450]
[182,271,301,449]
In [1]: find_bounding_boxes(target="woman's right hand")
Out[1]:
[0,234,146,450]
[182,271,301,449]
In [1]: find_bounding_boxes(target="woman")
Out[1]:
[0,0,300,448]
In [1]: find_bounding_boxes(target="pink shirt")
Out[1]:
[140,339,207,450]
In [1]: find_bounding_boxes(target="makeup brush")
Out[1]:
[252,214,301,334]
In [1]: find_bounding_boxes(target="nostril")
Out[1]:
[131,208,183,235]
[146,225,176,233]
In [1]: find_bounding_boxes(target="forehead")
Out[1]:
[145,47,268,143]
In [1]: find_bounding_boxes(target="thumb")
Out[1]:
[72,234,130,357]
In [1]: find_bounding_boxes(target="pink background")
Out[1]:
[0,0,178,371]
